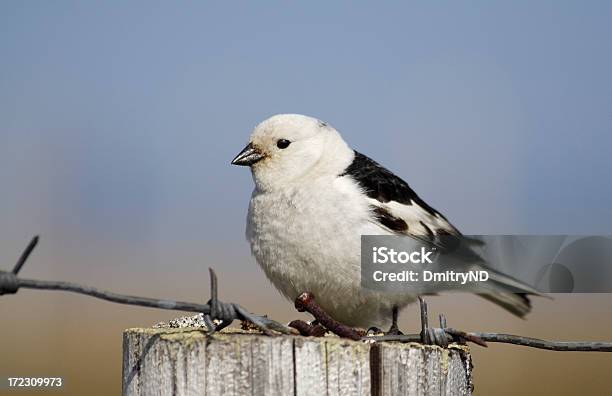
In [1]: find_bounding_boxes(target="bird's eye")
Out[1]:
[276,139,291,149]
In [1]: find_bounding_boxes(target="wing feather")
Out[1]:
[340,151,460,249]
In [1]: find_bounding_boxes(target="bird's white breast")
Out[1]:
[246,175,405,327]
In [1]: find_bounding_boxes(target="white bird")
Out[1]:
[232,114,535,330]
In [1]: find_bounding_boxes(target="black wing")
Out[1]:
[340,152,444,215]
[340,151,462,248]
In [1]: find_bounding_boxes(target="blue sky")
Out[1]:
[1,1,611,264]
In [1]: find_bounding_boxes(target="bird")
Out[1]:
[231,114,537,331]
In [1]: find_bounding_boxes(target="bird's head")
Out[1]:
[232,114,352,191]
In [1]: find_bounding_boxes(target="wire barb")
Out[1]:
[12,235,38,275]
[203,267,221,334]
[418,297,454,348]
[419,296,429,344]
[439,314,447,329]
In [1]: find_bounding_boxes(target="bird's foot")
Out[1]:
[294,292,363,341]
[366,327,384,336]
[385,324,404,336]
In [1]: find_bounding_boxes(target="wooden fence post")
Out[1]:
[123,328,472,396]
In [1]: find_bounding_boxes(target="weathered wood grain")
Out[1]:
[123,328,472,396]
[371,342,471,396]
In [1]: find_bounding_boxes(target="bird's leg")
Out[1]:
[294,292,364,340]
[385,305,403,336]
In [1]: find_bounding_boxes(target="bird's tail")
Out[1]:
[478,291,532,317]
[477,268,543,318]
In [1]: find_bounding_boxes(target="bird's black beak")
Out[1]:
[231,143,265,166]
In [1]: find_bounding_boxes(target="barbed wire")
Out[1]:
[362,298,612,352]
[1,236,611,352]
[0,236,293,336]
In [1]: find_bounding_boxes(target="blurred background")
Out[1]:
[1,1,611,395]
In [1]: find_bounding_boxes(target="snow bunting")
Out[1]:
[232,114,535,329]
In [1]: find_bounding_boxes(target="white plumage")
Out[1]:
[232,114,533,328]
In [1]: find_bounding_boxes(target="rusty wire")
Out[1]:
[1,236,612,352]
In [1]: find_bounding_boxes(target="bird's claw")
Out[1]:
[385,325,404,336]
[366,327,384,336]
